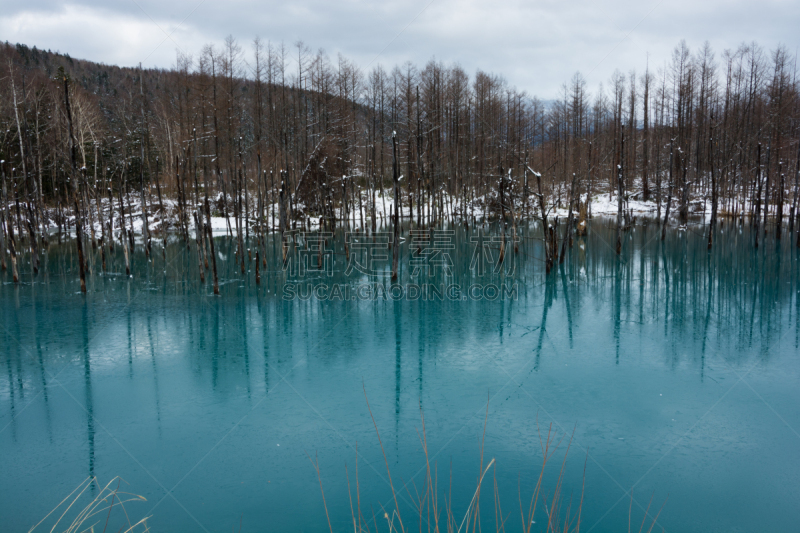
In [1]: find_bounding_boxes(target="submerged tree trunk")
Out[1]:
[662,140,674,241]
[560,172,578,263]
[279,170,291,263]
[93,145,107,270]
[708,121,717,249]
[63,74,87,292]
[140,146,150,257]
[391,132,400,281]
[0,170,7,273]
[205,199,219,295]
[776,162,784,240]
[237,168,246,275]
[2,166,17,282]
[7,212,18,283]
[257,153,264,241]
[531,165,552,273]
[679,159,689,225]
[193,211,205,283]
[154,157,167,259]
[616,132,624,254]
[498,164,506,264]
[763,144,771,238]
[118,182,130,277]
[792,144,799,246]
[509,168,519,254]
[754,143,762,249]
[279,170,288,236]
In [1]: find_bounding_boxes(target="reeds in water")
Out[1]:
[305,389,667,533]
[29,476,149,533]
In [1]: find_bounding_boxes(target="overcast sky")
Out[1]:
[1,0,797,99]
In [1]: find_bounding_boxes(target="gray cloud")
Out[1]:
[1,0,797,98]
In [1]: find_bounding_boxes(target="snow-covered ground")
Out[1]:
[11,184,795,241]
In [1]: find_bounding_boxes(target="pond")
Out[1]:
[2,220,799,532]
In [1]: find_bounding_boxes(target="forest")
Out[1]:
[0,37,798,290]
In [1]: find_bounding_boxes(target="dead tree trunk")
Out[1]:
[708,121,717,249]
[237,168,246,275]
[1,166,16,282]
[0,168,7,272]
[118,179,131,276]
[531,165,552,273]
[763,144,771,237]
[140,148,150,257]
[279,170,288,235]
[93,145,107,267]
[392,132,400,281]
[279,170,288,263]
[616,132,625,254]
[662,140,674,241]
[205,199,219,295]
[243,156,249,242]
[509,169,519,254]
[754,143,762,249]
[560,172,578,263]
[7,209,18,283]
[139,66,150,257]
[10,64,39,275]
[776,161,784,239]
[63,74,87,292]
[257,153,264,242]
[498,164,506,264]
[193,211,205,283]
[154,157,166,259]
[791,143,799,245]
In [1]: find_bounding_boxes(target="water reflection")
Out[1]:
[1,220,799,532]
[4,219,798,391]
[81,301,95,485]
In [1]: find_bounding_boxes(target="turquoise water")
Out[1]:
[2,221,799,532]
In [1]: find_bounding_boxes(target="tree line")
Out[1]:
[0,37,798,288]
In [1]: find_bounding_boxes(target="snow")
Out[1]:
[8,175,796,242]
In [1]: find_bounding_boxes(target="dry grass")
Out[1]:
[34,399,666,532]
[308,389,667,533]
[30,476,149,533]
